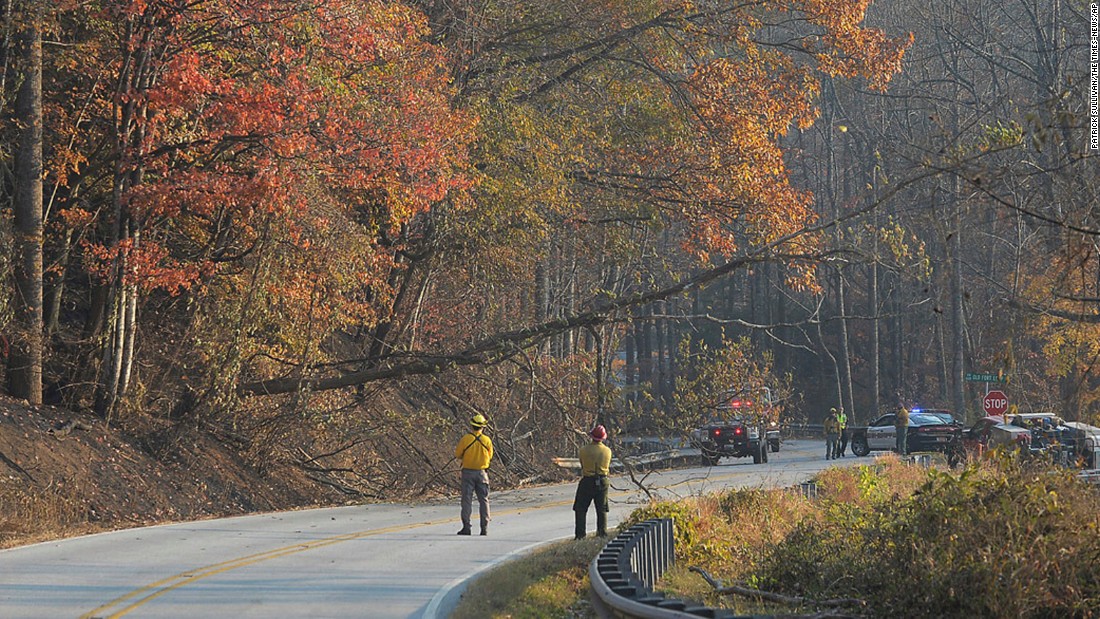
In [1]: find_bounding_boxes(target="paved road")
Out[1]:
[0,438,855,618]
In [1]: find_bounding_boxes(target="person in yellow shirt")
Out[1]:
[573,425,612,539]
[824,408,841,460]
[836,407,849,457]
[895,406,910,455]
[455,414,493,536]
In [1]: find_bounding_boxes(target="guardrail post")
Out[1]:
[660,518,673,574]
[595,518,751,618]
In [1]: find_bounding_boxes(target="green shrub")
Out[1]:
[754,461,1100,618]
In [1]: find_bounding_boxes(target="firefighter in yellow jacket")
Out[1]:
[574,425,612,539]
[824,408,841,460]
[455,414,493,536]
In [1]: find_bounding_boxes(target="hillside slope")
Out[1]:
[0,394,345,549]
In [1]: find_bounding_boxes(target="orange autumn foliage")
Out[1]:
[64,0,474,330]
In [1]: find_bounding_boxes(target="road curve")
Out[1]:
[0,439,856,618]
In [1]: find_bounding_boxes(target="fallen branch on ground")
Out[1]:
[50,419,94,438]
[690,566,866,617]
[0,450,35,481]
[305,474,367,497]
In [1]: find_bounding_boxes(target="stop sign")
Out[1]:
[983,390,1009,416]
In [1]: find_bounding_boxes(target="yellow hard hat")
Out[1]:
[470,414,488,427]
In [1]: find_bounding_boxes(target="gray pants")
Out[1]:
[460,468,490,530]
[896,427,908,455]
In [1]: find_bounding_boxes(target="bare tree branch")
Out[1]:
[690,566,866,617]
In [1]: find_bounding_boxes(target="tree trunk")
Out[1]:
[563,236,576,355]
[949,156,967,417]
[892,279,904,406]
[95,124,134,419]
[367,251,420,362]
[774,263,788,375]
[44,227,72,334]
[95,20,158,418]
[816,308,842,418]
[638,306,652,388]
[835,269,855,418]
[868,159,881,423]
[7,0,43,405]
[118,227,140,398]
[867,260,879,424]
[624,314,636,404]
[401,259,435,351]
[0,0,14,95]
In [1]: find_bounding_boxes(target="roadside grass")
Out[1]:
[450,536,606,619]
[0,477,89,549]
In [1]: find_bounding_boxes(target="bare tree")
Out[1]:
[6,0,43,405]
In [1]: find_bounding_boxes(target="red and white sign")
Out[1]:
[983,390,1009,416]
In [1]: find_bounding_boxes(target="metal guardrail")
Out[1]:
[553,450,700,471]
[589,518,751,619]
[557,428,830,472]
[787,423,824,437]
[588,455,1100,619]
[1078,469,1100,485]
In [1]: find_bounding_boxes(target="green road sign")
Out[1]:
[965,372,1005,383]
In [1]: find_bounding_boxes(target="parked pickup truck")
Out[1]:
[1062,422,1100,469]
[691,417,778,466]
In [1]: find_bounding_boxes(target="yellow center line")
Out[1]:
[79,519,439,619]
[82,499,575,619]
[82,469,758,618]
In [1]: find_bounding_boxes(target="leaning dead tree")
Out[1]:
[237,248,832,398]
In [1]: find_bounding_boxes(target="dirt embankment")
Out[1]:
[0,394,346,549]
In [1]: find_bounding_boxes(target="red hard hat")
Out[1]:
[590,425,607,441]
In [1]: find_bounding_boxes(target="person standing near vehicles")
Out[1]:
[455,414,493,536]
[895,406,910,455]
[836,407,849,457]
[824,408,841,460]
[574,425,612,539]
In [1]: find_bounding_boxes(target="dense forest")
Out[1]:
[1,0,1097,496]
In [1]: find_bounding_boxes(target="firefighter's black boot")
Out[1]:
[575,509,587,540]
